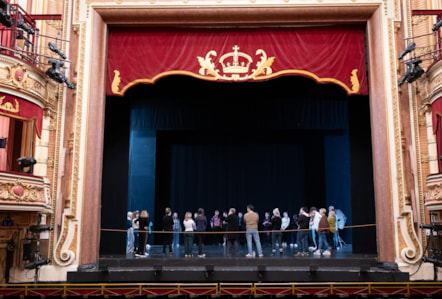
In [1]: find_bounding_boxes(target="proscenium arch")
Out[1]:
[80,3,392,265]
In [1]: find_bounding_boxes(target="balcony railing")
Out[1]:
[0,3,39,66]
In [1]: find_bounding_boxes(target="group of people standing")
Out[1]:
[126,210,153,257]
[126,205,344,258]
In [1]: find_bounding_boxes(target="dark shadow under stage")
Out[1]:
[68,245,408,283]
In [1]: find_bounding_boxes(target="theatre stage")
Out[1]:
[68,244,408,283]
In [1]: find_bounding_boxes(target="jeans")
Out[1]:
[173,229,180,246]
[297,230,309,253]
[271,230,282,252]
[318,231,328,252]
[126,228,134,254]
[183,232,193,255]
[311,227,317,248]
[246,228,263,256]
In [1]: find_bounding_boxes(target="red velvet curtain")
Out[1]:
[432,98,442,172]
[107,27,368,96]
[0,93,42,137]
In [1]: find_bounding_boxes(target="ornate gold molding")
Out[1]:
[0,57,58,111]
[390,15,422,263]
[0,175,51,211]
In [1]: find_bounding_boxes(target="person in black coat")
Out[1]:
[162,207,174,255]
[134,210,149,257]
[294,207,310,256]
[225,208,240,257]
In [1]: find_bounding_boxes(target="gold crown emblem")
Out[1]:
[219,45,253,74]
[197,45,275,81]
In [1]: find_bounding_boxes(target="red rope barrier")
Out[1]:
[101,223,376,234]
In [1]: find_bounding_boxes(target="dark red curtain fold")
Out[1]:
[432,98,442,172]
[0,93,42,138]
[107,27,368,96]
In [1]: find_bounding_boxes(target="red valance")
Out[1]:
[107,27,368,96]
[433,98,442,133]
[0,93,42,138]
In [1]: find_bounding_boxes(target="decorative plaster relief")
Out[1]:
[0,175,51,211]
[0,56,57,110]
[53,215,76,266]
[390,14,422,263]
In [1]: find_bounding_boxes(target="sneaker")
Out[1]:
[313,250,321,256]
[245,254,253,258]
[289,244,294,248]
[302,252,309,256]
[198,254,206,258]
[323,250,331,256]
[135,254,147,258]
[308,246,317,252]
[294,252,303,257]
[258,254,264,258]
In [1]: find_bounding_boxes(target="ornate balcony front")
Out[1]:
[0,171,51,212]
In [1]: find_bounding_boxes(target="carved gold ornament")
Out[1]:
[198,45,275,81]
[111,70,123,95]
[0,180,45,203]
[6,64,29,89]
[0,96,19,113]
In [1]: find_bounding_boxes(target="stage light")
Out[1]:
[398,42,416,60]
[16,14,34,35]
[0,0,12,27]
[205,264,214,278]
[433,19,442,32]
[398,58,425,86]
[420,224,442,231]
[46,59,65,83]
[406,58,425,83]
[48,42,67,59]
[29,225,53,233]
[17,157,36,174]
[63,77,74,89]
[46,59,74,89]
[24,258,50,270]
[398,65,412,86]
[422,256,442,267]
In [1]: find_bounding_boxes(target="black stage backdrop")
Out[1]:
[100,75,375,255]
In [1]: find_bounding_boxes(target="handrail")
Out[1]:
[1,282,442,296]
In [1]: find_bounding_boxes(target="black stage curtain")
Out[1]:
[101,75,375,255]
[126,76,347,239]
[100,96,130,255]
[155,130,327,225]
[348,95,376,254]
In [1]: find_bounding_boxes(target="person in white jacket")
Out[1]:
[281,211,290,247]
[309,207,322,251]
